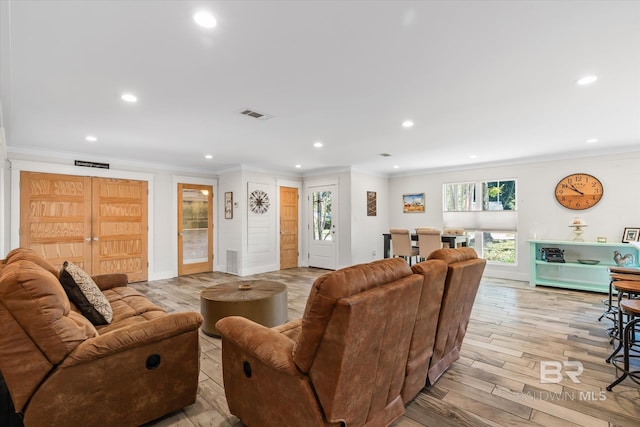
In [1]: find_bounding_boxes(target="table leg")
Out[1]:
[383,234,391,258]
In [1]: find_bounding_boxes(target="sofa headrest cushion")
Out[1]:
[294,257,413,372]
[428,247,479,264]
[0,260,97,365]
[4,248,59,278]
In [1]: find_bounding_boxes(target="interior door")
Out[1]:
[92,177,148,282]
[20,172,92,271]
[178,183,213,275]
[308,185,337,270]
[20,172,148,281]
[280,186,298,269]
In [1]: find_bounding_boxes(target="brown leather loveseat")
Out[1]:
[0,248,203,427]
[216,248,485,427]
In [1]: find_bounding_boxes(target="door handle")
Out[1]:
[179,232,184,236]
[93,237,99,241]
[85,237,91,242]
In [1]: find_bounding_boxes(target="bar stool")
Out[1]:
[606,299,640,390]
[606,280,640,365]
[601,268,640,340]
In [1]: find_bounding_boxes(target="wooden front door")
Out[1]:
[20,172,148,281]
[178,183,213,275]
[280,186,298,269]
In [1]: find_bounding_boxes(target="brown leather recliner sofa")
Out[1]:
[216,247,485,427]
[0,248,203,427]
[422,247,486,385]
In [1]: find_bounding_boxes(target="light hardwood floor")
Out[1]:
[132,268,640,427]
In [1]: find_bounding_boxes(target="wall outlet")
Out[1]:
[372,250,377,257]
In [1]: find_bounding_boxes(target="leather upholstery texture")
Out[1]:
[217,250,485,426]
[425,247,486,384]
[0,248,203,427]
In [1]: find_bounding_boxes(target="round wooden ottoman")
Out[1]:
[200,280,288,337]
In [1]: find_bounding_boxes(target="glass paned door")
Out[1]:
[308,185,337,270]
[178,184,213,275]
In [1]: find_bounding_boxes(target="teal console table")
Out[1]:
[529,240,640,293]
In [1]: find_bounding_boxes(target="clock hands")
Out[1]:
[568,184,584,196]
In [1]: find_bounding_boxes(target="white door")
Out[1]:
[308,185,337,269]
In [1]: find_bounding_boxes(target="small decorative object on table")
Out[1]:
[577,259,600,265]
[541,247,565,263]
[613,251,635,267]
[569,218,587,241]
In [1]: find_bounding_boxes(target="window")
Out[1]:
[312,191,333,241]
[443,179,517,264]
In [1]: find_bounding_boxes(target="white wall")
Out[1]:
[350,171,389,265]
[389,151,640,281]
[216,169,243,273]
[216,167,303,276]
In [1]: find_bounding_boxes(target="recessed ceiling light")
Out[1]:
[586,138,598,144]
[121,93,138,103]
[469,154,477,159]
[577,75,598,86]
[194,11,217,29]
[313,141,323,148]
[205,154,213,159]
[402,120,414,128]
[393,165,399,169]
[295,164,302,168]
[85,135,97,142]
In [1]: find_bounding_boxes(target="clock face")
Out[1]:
[249,189,270,214]
[554,173,603,210]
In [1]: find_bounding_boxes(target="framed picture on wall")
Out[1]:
[622,227,640,243]
[403,193,425,213]
[224,192,233,219]
[367,191,377,216]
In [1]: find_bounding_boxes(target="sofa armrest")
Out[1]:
[60,311,203,367]
[92,273,129,291]
[216,316,301,376]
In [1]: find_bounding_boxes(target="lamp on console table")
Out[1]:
[569,218,587,241]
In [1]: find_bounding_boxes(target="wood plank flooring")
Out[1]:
[131,268,640,427]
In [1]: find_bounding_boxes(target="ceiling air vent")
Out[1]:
[239,109,272,120]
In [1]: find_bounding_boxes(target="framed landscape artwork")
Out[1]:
[403,193,425,213]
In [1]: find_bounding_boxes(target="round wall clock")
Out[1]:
[249,189,270,214]
[554,173,603,210]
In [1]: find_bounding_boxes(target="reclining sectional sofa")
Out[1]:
[0,248,203,427]
[217,247,486,427]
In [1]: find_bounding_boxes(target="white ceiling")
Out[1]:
[1,0,639,176]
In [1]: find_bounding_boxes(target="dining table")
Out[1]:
[382,232,468,259]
